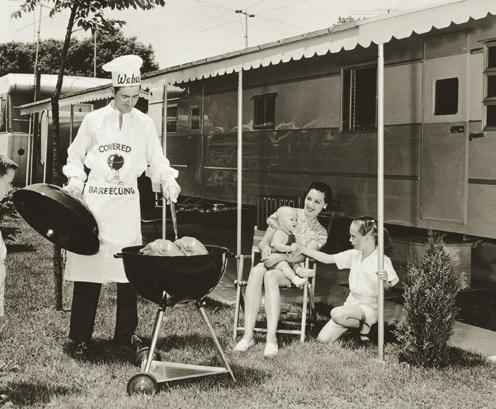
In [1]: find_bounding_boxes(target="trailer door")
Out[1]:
[420,32,469,225]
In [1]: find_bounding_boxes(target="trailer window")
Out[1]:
[487,106,496,127]
[191,106,200,130]
[434,77,458,115]
[166,105,178,133]
[342,66,377,131]
[488,45,496,68]
[253,93,276,129]
[484,43,496,129]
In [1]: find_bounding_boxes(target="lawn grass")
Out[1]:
[0,219,495,408]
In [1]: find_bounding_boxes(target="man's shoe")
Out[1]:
[130,334,143,349]
[114,334,143,349]
[73,341,91,358]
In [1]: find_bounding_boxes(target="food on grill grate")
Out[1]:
[139,237,208,256]
[139,239,183,256]
[175,236,209,256]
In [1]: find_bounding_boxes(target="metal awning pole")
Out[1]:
[69,104,74,144]
[377,43,385,361]
[25,114,33,186]
[237,70,243,256]
[162,83,168,240]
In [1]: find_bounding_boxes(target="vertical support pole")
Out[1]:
[69,104,74,144]
[237,71,243,257]
[377,43,385,361]
[162,83,168,240]
[143,307,164,373]
[25,114,32,186]
[197,302,236,381]
[93,30,97,78]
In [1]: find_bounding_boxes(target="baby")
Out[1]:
[0,154,17,319]
[265,206,306,288]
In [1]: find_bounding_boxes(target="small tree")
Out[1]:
[0,191,20,242]
[395,231,465,368]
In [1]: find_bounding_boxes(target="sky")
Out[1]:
[0,0,456,69]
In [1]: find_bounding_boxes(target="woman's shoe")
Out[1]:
[233,339,255,352]
[263,342,278,357]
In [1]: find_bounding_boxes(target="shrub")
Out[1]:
[394,231,465,368]
[0,190,20,242]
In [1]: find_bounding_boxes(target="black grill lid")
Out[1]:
[13,183,99,255]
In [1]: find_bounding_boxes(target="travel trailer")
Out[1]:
[18,2,496,273]
[136,0,496,243]
[0,73,109,185]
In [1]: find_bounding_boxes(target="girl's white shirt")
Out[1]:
[334,248,399,303]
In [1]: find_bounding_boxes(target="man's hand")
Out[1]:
[162,178,181,203]
[63,177,84,198]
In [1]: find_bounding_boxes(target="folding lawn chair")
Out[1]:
[232,226,317,343]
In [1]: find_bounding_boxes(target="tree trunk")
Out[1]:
[51,5,78,311]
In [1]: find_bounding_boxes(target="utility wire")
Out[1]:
[13,14,50,33]
[256,0,307,16]
[194,0,234,12]
[182,12,232,28]
[257,14,306,30]
[245,0,268,10]
[200,19,238,32]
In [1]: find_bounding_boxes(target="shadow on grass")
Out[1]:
[0,382,79,407]
[62,339,137,365]
[6,243,36,253]
[444,347,489,368]
[161,365,269,393]
[153,333,230,352]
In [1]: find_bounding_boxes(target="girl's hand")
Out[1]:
[377,270,388,281]
[292,244,304,256]
[288,243,298,252]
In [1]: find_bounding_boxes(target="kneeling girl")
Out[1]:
[298,216,399,343]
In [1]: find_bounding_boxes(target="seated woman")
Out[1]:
[233,181,332,357]
[297,216,399,344]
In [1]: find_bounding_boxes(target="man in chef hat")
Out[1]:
[63,54,181,358]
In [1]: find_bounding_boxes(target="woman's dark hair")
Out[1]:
[304,181,332,205]
[352,216,393,257]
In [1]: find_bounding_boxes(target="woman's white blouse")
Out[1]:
[267,208,327,249]
[334,248,399,299]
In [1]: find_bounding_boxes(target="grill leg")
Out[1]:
[144,307,164,373]
[196,301,236,382]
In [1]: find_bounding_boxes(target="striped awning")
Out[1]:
[144,0,496,85]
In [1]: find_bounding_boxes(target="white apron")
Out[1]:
[64,124,142,283]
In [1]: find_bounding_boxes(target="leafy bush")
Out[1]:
[395,231,465,368]
[0,190,20,242]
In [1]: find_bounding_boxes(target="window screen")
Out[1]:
[434,78,458,115]
[342,66,377,131]
[253,94,276,129]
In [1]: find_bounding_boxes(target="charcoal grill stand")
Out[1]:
[127,297,236,395]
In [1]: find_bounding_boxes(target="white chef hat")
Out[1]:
[102,55,143,87]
